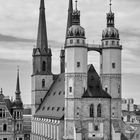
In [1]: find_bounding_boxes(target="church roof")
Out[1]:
[34,74,65,120]
[34,64,111,119]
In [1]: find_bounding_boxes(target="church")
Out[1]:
[31,0,125,140]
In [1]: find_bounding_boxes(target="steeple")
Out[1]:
[107,0,115,27]
[65,0,73,43]
[37,0,48,49]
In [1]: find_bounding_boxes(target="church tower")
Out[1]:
[100,1,122,120]
[31,0,53,115]
[64,1,87,139]
[12,67,24,139]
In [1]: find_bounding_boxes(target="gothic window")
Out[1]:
[90,104,94,117]
[42,79,45,88]
[94,125,99,131]
[17,111,19,119]
[77,62,80,67]
[3,124,7,131]
[97,104,102,117]
[20,124,22,131]
[112,63,116,69]
[69,87,72,93]
[0,109,5,118]
[118,85,121,94]
[105,86,108,92]
[17,123,19,131]
[42,61,46,71]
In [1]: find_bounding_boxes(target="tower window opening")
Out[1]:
[17,123,19,131]
[105,41,108,45]
[77,62,80,67]
[0,109,5,118]
[118,85,121,94]
[42,79,45,88]
[90,104,94,117]
[42,61,46,71]
[69,87,72,93]
[105,87,108,92]
[77,39,80,44]
[112,63,116,69]
[70,39,73,44]
[83,40,85,44]
[94,125,99,131]
[112,41,115,45]
[3,124,7,131]
[97,104,102,117]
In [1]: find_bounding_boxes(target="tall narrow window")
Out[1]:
[112,63,116,69]
[105,41,108,45]
[97,104,102,117]
[42,61,46,71]
[3,124,7,131]
[112,41,115,45]
[69,87,72,93]
[77,62,80,67]
[90,104,94,117]
[42,79,45,88]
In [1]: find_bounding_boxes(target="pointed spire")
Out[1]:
[65,0,73,44]
[37,0,48,49]
[16,66,20,95]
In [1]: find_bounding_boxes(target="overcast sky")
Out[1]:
[0,0,139,104]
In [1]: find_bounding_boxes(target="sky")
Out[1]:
[0,0,139,104]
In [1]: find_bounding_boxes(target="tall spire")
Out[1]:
[65,0,73,43]
[16,66,20,95]
[37,0,48,49]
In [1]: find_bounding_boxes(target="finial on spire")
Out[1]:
[109,0,112,12]
[75,0,78,11]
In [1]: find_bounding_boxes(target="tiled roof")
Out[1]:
[34,74,65,120]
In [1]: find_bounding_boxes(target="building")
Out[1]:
[0,68,31,140]
[31,0,125,140]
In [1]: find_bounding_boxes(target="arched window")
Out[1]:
[3,124,7,131]
[90,104,94,117]
[42,79,45,88]
[97,104,102,117]
[42,61,46,71]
